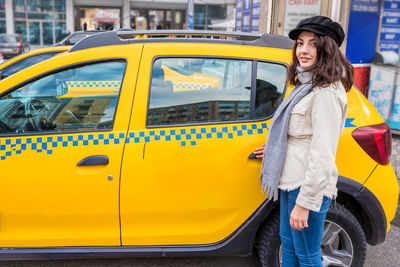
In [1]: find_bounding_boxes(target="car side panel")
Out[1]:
[0,45,142,247]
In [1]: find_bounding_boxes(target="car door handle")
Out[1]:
[77,155,109,166]
[248,153,258,159]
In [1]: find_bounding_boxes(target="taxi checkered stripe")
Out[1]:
[0,119,356,160]
[0,123,268,160]
[125,122,268,147]
[65,81,121,88]
[173,82,212,90]
[0,133,126,161]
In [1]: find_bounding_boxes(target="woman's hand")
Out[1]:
[254,143,265,158]
[290,204,309,231]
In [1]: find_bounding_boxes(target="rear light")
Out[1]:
[17,41,22,47]
[352,123,392,165]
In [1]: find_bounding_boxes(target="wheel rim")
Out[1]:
[321,220,353,267]
[278,220,353,267]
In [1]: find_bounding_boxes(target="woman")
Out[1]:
[254,16,353,267]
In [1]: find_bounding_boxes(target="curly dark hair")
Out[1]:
[287,34,353,92]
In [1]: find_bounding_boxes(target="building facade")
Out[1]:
[0,0,236,47]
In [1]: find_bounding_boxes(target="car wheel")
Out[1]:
[257,208,281,267]
[323,203,366,267]
[257,203,366,267]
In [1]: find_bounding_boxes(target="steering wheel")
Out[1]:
[24,98,51,131]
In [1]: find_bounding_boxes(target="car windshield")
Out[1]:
[68,33,88,44]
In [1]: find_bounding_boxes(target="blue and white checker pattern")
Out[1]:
[126,122,269,147]
[0,133,125,161]
[0,118,357,161]
[65,81,121,88]
[173,82,212,91]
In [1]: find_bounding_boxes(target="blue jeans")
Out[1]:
[280,188,331,267]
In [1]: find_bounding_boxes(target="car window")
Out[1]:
[2,52,64,79]
[254,62,286,120]
[0,60,126,135]
[147,57,286,126]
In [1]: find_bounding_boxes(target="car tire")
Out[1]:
[257,208,281,267]
[257,203,367,267]
[323,203,366,267]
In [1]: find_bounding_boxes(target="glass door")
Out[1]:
[28,21,40,45]
[42,22,54,45]
[28,21,55,46]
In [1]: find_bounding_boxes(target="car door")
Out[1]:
[120,43,291,245]
[0,45,142,247]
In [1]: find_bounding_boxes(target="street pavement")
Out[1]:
[1,137,400,267]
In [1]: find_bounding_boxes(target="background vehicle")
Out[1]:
[0,34,30,59]
[0,31,397,267]
[54,30,104,46]
[0,46,69,80]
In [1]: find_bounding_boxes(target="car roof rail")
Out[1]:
[117,30,262,40]
[69,30,293,52]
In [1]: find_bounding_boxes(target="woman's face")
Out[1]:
[296,31,317,69]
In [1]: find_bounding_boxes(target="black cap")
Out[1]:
[288,16,345,47]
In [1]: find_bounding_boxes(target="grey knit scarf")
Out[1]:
[260,67,313,201]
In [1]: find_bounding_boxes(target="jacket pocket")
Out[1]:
[288,103,307,136]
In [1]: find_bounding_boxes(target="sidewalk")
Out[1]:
[390,134,400,225]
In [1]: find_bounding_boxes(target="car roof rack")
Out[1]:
[117,30,262,40]
[69,30,294,52]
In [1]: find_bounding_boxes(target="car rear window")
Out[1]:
[0,35,18,43]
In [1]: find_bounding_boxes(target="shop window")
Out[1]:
[14,20,27,40]
[13,0,26,12]
[13,0,66,46]
[55,0,65,12]
[55,22,67,42]
[0,0,4,34]
[0,21,5,33]
[29,0,52,12]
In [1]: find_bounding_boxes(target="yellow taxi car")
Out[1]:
[0,30,397,267]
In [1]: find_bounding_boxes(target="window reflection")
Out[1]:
[148,58,252,125]
[148,58,287,126]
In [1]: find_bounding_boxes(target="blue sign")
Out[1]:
[346,0,381,64]
[379,0,400,53]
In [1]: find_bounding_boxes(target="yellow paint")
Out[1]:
[364,163,399,231]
